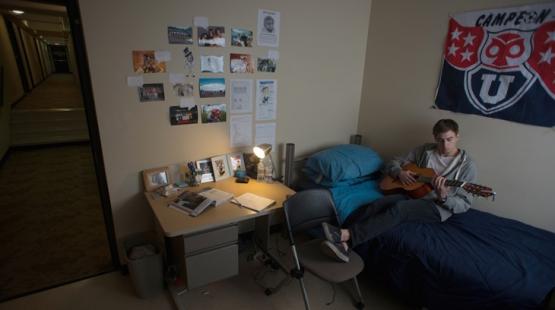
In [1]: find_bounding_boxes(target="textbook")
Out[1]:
[169,191,214,217]
[232,192,275,212]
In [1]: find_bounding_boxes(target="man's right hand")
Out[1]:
[398,170,417,185]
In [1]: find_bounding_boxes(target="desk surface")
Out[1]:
[145,178,295,237]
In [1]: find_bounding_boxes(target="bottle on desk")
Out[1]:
[257,162,265,182]
[264,164,273,183]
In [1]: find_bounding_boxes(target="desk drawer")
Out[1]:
[185,244,238,289]
[183,225,238,255]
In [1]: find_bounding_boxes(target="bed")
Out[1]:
[285,142,555,309]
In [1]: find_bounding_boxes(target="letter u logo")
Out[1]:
[479,74,516,104]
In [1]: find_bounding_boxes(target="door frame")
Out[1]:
[64,0,120,269]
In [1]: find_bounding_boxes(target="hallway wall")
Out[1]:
[0,15,24,159]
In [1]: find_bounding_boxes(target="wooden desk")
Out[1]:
[145,178,294,296]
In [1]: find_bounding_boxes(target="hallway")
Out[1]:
[10,74,89,146]
[14,74,83,110]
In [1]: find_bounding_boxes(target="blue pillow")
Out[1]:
[303,144,383,185]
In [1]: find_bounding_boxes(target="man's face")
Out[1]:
[435,130,459,156]
[264,17,274,32]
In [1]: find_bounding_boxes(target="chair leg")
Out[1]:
[291,245,310,310]
[352,277,365,309]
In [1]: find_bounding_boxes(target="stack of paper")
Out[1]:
[199,188,234,206]
[233,192,275,212]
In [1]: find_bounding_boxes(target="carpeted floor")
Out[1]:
[14,74,83,110]
[0,144,113,301]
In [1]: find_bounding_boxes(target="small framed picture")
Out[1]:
[142,166,170,192]
[211,155,231,181]
[195,159,214,183]
[227,152,245,175]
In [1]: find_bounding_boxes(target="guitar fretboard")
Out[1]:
[417,176,464,188]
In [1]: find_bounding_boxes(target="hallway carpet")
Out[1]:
[0,144,112,301]
[14,74,83,110]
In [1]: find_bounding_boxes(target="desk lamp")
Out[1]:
[253,143,273,180]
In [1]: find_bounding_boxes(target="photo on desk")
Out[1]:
[195,159,214,183]
[227,152,245,175]
[142,166,170,192]
[211,154,231,181]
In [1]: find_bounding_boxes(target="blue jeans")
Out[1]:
[344,194,441,248]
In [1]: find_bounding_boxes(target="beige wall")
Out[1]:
[358,0,554,232]
[78,0,371,243]
[20,30,43,86]
[0,15,24,159]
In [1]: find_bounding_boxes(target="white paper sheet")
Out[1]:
[180,97,196,108]
[200,55,224,73]
[255,122,276,152]
[257,9,280,47]
[268,50,279,60]
[230,114,253,147]
[255,80,277,120]
[169,73,186,85]
[193,16,209,28]
[230,79,253,114]
[127,76,144,87]
[154,50,171,62]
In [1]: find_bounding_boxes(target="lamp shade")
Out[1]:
[253,143,272,159]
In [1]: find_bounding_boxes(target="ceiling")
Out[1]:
[0,0,69,45]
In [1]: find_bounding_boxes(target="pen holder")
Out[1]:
[187,171,201,186]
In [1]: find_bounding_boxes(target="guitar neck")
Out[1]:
[417,176,464,188]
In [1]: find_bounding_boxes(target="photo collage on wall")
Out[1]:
[125,9,280,152]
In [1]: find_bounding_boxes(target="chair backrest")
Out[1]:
[283,189,339,235]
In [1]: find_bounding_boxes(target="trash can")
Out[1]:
[124,232,164,298]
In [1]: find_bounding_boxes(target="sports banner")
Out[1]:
[435,3,555,127]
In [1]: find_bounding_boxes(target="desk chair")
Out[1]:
[283,189,365,310]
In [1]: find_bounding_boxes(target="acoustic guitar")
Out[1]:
[379,163,495,200]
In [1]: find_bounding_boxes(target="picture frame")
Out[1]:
[195,159,215,183]
[227,152,245,175]
[211,154,231,181]
[142,166,171,192]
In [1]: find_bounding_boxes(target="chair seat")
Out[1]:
[298,238,364,283]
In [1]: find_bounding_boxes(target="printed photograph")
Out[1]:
[173,83,194,97]
[132,50,166,73]
[230,53,254,73]
[231,28,253,47]
[195,159,214,183]
[199,77,225,98]
[257,58,277,72]
[169,105,198,125]
[198,26,225,47]
[138,83,165,102]
[227,152,245,174]
[201,103,227,123]
[168,26,193,44]
[211,155,231,181]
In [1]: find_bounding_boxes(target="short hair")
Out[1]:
[433,119,459,136]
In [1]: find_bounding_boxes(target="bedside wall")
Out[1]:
[358,0,555,232]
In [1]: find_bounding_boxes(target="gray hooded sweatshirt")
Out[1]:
[384,143,478,221]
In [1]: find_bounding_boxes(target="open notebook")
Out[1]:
[232,192,275,212]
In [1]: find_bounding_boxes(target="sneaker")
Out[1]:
[322,222,342,243]
[320,240,350,263]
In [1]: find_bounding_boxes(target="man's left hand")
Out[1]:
[432,175,448,200]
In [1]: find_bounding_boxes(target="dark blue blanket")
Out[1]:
[356,209,555,309]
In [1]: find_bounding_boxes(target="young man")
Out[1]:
[321,119,477,262]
